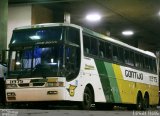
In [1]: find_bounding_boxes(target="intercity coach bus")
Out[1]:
[5,23,159,110]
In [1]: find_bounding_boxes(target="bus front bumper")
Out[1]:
[6,87,66,102]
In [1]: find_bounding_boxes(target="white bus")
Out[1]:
[5,23,159,110]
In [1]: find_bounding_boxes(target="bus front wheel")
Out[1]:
[79,87,93,110]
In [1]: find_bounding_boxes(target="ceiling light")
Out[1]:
[122,30,134,36]
[86,13,101,22]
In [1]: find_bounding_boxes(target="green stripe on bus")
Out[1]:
[104,62,121,103]
[95,60,114,102]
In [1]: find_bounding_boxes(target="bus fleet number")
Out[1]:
[10,80,23,84]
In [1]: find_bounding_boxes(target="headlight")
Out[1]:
[46,82,64,87]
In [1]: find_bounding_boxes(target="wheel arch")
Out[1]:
[85,83,95,102]
[144,91,149,98]
[137,90,142,96]
[136,90,143,102]
[144,91,150,105]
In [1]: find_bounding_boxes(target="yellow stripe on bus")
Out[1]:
[112,64,159,105]
[112,64,135,104]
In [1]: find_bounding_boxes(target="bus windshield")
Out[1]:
[8,45,64,78]
[8,26,81,80]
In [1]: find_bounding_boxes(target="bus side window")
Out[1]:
[99,41,105,58]
[149,58,153,71]
[144,57,149,70]
[139,55,144,69]
[124,50,129,65]
[90,37,98,56]
[112,45,118,62]
[152,59,157,73]
[83,34,90,55]
[65,46,80,81]
[135,53,140,68]
[129,51,134,66]
[105,42,112,59]
[118,47,124,63]
[67,27,80,45]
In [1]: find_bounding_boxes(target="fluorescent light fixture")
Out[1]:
[122,30,134,36]
[29,35,41,40]
[158,11,160,16]
[86,13,101,22]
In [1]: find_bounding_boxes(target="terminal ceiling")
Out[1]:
[9,0,160,52]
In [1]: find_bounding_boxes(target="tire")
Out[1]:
[79,87,93,110]
[143,94,149,110]
[136,93,143,110]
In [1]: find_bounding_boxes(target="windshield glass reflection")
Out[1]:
[9,45,64,78]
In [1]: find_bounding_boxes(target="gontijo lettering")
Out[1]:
[125,70,143,80]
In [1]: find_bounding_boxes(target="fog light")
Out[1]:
[47,91,58,95]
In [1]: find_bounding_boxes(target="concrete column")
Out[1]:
[0,0,8,50]
[64,12,70,24]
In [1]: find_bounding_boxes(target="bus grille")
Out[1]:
[18,83,45,87]
[18,83,29,87]
[33,83,45,86]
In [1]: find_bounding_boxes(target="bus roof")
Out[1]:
[14,23,156,58]
[14,23,81,30]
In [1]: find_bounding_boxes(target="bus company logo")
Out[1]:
[68,84,77,97]
[125,70,143,80]
[85,64,95,70]
[1,109,18,116]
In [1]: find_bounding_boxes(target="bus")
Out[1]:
[5,23,159,110]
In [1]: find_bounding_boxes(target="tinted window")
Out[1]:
[144,57,149,70]
[99,41,105,58]
[124,50,129,65]
[130,51,134,66]
[11,27,64,45]
[105,42,112,59]
[118,47,124,63]
[83,34,90,54]
[152,59,157,73]
[135,53,140,68]
[113,46,118,61]
[65,45,80,81]
[90,38,98,55]
[67,27,80,45]
[139,55,144,69]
